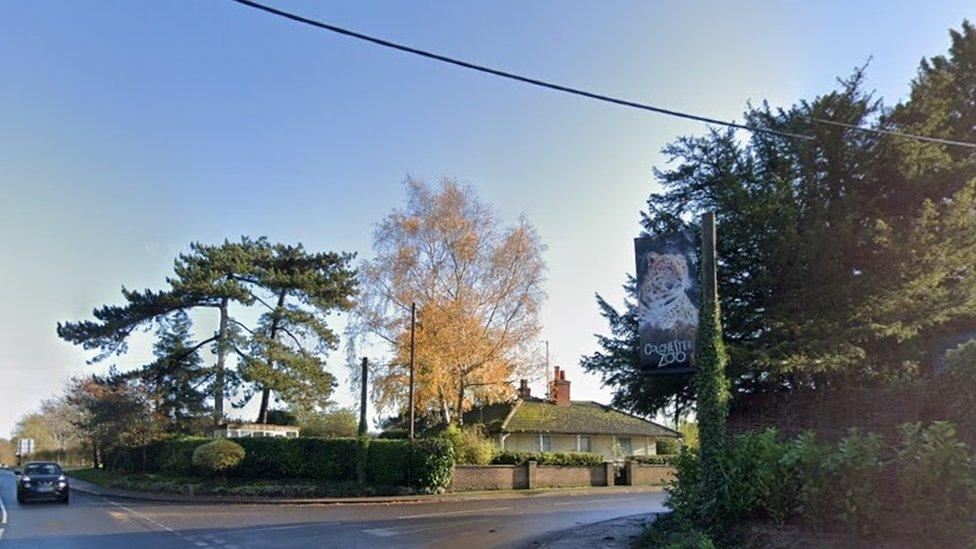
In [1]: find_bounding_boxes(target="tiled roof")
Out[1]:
[463,399,680,437]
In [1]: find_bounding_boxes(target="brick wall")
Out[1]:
[627,463,675,486]
[534,464,607,488]
[451,462,676,491]
[450,465,528,491]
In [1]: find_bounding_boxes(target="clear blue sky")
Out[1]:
[1,1,972,436]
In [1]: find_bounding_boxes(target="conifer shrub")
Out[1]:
[192,439,245,475]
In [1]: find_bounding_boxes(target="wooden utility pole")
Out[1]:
[695,211,730,519]
[545,340,550,399]
[409,302,416,440]
[358,357,369,437]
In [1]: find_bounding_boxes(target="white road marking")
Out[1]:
[363,527,398,537]
[1,479,8,541]
[103,497,204,545]
[397,506,510,519]
[366,519,492,537]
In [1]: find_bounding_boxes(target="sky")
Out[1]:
[1,0,973,437]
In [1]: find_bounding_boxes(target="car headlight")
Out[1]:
[59,481,67,488]
[20,475,31,483]
[58,474,66,481]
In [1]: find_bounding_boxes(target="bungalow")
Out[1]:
[212,422,300,439]
[463,367,680,461]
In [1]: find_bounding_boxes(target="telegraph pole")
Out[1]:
[358,357,369,437]
[544,340,550,399]
[409,302,416,440]
[695,211,730,518]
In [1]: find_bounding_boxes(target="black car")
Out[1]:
[16,462,70,504]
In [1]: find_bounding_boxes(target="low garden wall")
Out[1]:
[534,463,607,488]
[450,464,528,491]
[626,462,675,486]
[451,461,675,491]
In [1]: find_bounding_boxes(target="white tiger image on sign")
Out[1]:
[634,231,699,373]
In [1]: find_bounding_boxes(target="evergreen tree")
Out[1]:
[236,243,358,423]
[580,278,695,422]
[133,311,211,432]
[584,21,976,415]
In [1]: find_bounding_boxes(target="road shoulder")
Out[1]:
[535,512,663,548]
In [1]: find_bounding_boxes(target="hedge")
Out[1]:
[491,451,604,466]
[629,455,678,466]
[106,436,454,492]
[367,439,410,485]
[366,438,455,491]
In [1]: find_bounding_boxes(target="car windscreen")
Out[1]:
[24,464,61,476]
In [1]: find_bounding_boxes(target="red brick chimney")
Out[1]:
[517,378,531,400]
[550,367,571,406]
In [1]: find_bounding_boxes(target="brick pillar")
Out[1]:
[527,460,537,490]
[625,461,636,486]
[605,462,615,486]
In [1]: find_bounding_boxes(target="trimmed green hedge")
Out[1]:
[366,438,455,491]
[629,455,678,466]
[491,451,604,466]
[107,436,454,492]
[367,439,410,485]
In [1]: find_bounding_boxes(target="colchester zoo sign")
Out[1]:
[634,230,699,374]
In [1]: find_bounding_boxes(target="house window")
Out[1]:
[538,435,552,452]
[578,435,592,453]
[617,437,633,455]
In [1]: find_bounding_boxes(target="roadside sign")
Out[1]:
[634,230,700,374]
[17,438,35,456]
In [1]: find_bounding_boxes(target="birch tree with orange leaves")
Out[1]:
[354,178,546,425]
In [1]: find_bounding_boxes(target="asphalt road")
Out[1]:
[0,470,666,548]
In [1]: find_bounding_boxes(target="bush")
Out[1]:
[656,437,681,455]
[440,425,496,465]
[896,421,976,537]
[410,437,455,493]
[365,438,455,491]
[826,429,885,534]
[231,438,293,478]
[663,447,703,524]
[721,429,797,524]
[231,437,360,481]
[938,341,976,442]
[630,455,677,466]
[366,439,411,486]
[491,451,604,466]
[679,423,700,450]
[158,438,209,476]
[638,514,715,549]
[192,439,245,475]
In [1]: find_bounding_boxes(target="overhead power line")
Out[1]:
[804,117,976,150]
[225,0,809,141]
[226,0,976,151]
